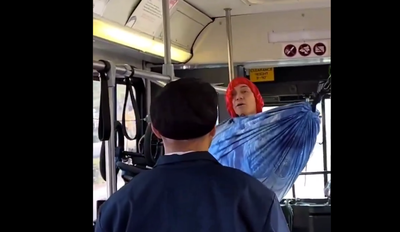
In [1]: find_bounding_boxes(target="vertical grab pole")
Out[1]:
[105,61,118,197]
[146,79,151,113]
[321,97,328,187]
[143,61,152,120]
[161,0,175,79]
[224,8,234,82]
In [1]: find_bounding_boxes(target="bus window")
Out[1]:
[93,82,138,221]
[93,80,103,221]
[294,99,331,198]
[284,188,293,199]
[294,174,325,198]
[325,100,331,171]
[263,100,331,199]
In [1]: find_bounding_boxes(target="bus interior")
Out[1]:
[93,0,331,231]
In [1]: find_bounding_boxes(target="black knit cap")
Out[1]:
[150,78,218,140]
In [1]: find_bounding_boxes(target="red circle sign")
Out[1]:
[284,44,297,57]
[298,44,311,56]
[313,43,326,56]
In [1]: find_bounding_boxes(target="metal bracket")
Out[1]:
[104,60,116,88]
[122,64,133,77]
[162,64,175,81]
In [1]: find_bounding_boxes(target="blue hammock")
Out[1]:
[209,102,320,200]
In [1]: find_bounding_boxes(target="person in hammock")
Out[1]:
[225,77,264,118]
[210,77,320,200]
[213,77,263,132]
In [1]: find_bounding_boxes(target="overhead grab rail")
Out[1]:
[93,60,227,94]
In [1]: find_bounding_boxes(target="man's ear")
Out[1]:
[151,124,162,139]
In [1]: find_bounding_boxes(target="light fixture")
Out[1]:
[93,18,192,63]
[241,0,271,5]
[243,57,331,69]
[268,30,330,43]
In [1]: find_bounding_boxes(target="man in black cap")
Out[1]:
[95,78,289,232]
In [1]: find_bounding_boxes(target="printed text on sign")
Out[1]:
[249,68,275,82]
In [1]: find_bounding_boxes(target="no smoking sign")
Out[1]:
[282,41,328,58]
[284,44,297,57]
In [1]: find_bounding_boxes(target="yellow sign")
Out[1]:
[249,68,275,82]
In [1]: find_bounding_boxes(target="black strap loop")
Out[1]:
[311,75,331,112]
[99,121,124,181]
[121,66,141,140]
[98,60,111,141]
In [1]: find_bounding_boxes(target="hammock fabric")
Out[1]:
[209,102,320,200]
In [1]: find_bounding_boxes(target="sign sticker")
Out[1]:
[281,41,329,58]
[284,44,297,57]
[313,42,326,56]
[298,44,311,57]
[249,68,275,83]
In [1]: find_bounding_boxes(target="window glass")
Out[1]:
[93,82,138,221]
[325,99,331,171]
[294,174,325,199]
[284,187,293,199]
[302,102,323,172]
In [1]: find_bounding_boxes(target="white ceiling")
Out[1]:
[185,0,330,17]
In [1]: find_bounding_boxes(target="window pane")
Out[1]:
[261,102,330,199]
[93,81,101,221]
[284,187,293,199]
[301,102,324,172]
[294,174,325,199]
[93,83,133,221]
[116,84,137,152]
[325,99,331,171]
[263,104,326,172]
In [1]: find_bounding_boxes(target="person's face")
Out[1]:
[232,84,257,116]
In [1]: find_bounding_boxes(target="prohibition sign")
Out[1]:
[284,44,297,57]
[313,42,326,56]
[298,44,311,56]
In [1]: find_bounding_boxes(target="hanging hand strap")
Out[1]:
[121,66,141,140]
[98,60,111,141]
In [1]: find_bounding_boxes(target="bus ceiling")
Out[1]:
[93,0,330,68]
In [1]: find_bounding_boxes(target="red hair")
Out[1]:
[226,77,264,118]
